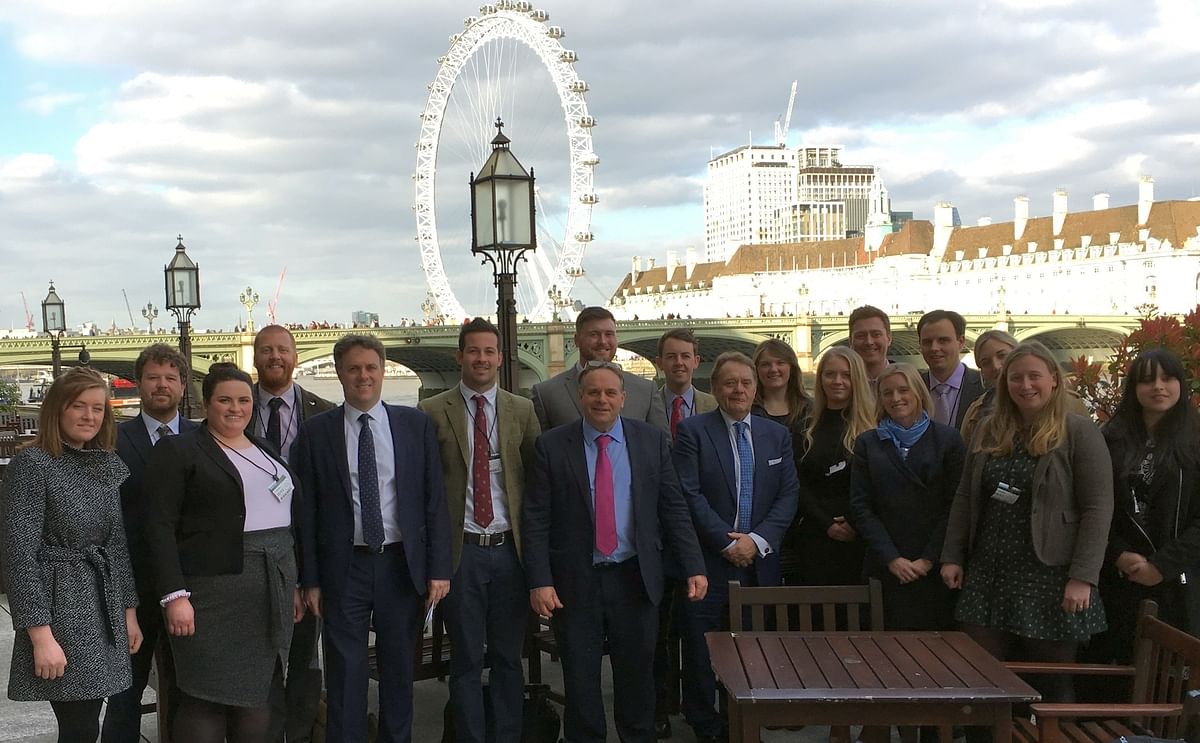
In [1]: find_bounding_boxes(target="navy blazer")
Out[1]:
[522,417,704,607]
[672,410,799,587]
[116,415,200,596]
[292,403,452,597]
[848,422,965,575]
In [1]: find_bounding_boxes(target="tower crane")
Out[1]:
[267,266,286,326]
[19,292,33,331]
[773,80,798,148]
[121,289,137,330]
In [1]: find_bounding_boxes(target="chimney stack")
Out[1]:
[1014,196,1030,241]
[666,249,679,276]
[646,257,656,269]
[1093,192,1110,211]
[1052,188,1068,236]
[685,247,697,280]
[631,256,641,282]
[1138,175,1154,225]
[931,201,956,258]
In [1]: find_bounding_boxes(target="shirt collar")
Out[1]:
[931,361,967,390]
[719,408,753,430]
[344,399,386,424]
[582,416,624,445]
[260,383,295,409]
[458,381,498,407]
[141,412,179,438]
[665,386,695,409]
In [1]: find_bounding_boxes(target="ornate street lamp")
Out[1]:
[164,236,201,417]
[470,119,536,392]
[142,302,159,334]
[239,286,260,333]
[41,281,66,378]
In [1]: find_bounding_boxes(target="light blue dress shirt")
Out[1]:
[582,417,635,564]
[343,401,401,546]
[140,412,180,443]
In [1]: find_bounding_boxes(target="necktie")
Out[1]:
[472,395,494,528]
[670,395,685,440]
[156,424,173,442]
[933,383,952,425]
[266,397,284,453]
[734,421,754,532]
[358,413,385,550]
[594,433,617,557]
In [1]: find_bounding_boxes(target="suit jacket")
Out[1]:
[532,366,668,434]
[942,413,1112,584]
[848,422,965,576]
[658,385,718,427]
[292,403,452,596]
[245,382,336,451]
[116,415,200,596]
[522,417,704,607]
[672,410,800,587]
[418,386,540,569]
[143,424,294,596]
[921,366,984,430]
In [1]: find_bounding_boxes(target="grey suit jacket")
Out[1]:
[418,386,540,569]
[532,365,668,433]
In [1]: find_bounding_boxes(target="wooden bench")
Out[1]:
[366,603,452,683]
[1008,600,1200,743]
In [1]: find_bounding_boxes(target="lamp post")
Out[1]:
[164,236,201,417]
[239,286,260,333]
[470,119,536,392]
[41,281,66,378]
[142,302,159,334]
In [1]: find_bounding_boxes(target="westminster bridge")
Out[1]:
[0,313,1140,394]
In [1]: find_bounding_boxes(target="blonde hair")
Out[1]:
[873,363,934,423]
[977,341,1067,457]
[803,347,876,455]
[32,367,116,457]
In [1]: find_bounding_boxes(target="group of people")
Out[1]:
[1,303,1197,743]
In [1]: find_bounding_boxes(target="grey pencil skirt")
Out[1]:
[170,526,297,707]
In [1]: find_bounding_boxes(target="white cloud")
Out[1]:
[18,91,84,115]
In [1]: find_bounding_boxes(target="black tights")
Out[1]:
[173,692,271,743]
[963,623,1079,702]
[50,699,102,743]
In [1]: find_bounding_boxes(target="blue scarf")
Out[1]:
[876,412,931,458]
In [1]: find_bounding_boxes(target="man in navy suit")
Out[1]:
[103,343,199,743]
[673,351,799,743]
[524,361,707,743]
[292,334,452,743]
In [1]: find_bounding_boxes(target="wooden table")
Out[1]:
[707,631,1040,743]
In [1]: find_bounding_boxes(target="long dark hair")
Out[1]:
[1106,349,1199,471]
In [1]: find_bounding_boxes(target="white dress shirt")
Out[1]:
[718,409,771,557]
[343,401,401,546]
[459,382,511,534]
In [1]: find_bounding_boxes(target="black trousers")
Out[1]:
[551,558,658,743]
[267,611,324,743]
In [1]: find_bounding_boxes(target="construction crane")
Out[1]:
[267,266,286,325]
[18,292,33,331]
[121,289,137,330]
[773,79,798,148]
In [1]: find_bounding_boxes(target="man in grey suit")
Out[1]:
[532,306,668,433]
[246,325,335,743]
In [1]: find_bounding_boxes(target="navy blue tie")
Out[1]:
[734,421,754,532]
[358,413,385,550]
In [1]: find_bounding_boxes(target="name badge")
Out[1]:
[990,481,1020,505]
[827,460,847,476]
[270,473,295,502]
[488,453,502,474]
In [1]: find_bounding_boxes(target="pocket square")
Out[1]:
[768,457,782,466]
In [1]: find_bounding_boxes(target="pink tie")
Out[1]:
[670,396,685,440]
[594,434,617,557]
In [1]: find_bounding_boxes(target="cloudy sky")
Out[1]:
[1,0,1198,330]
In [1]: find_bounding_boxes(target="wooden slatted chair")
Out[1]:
[1008,600,1200,743]
[728,579,885,632]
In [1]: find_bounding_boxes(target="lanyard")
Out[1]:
[466,393,500,456]
[218,440,282,481]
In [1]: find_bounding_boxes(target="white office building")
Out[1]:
[616,176,1200,320]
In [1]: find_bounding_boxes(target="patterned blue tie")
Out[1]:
[358,413,385,551]
[734,421,754,531]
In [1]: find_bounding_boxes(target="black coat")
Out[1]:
[792,409,865,585]
[1097,431,1200,656]
[143,424,295,596]
[115,415,200,596]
